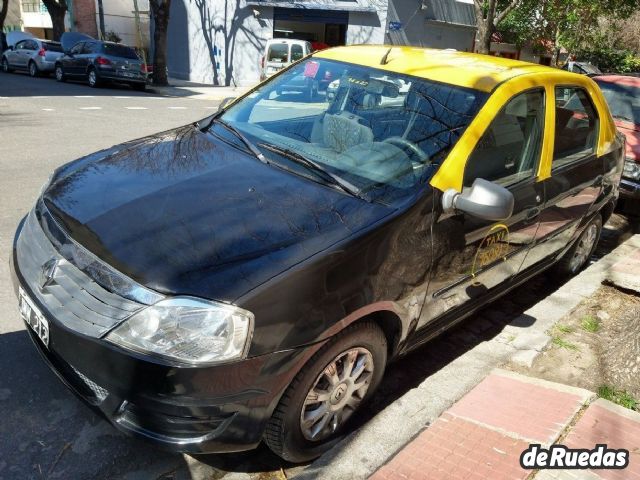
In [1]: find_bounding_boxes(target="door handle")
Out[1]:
[526,208,540,221]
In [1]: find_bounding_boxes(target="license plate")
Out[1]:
[119,71,136,78]
[19,286,49,348]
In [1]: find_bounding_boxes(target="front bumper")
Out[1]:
[11,216,309,453]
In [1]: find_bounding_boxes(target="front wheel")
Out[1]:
[553,214,602,277]
[264,321,387,462]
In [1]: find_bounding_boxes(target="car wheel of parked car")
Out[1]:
[554,214,602,277]
[87,68,101,88]
[264,321,387,462]
[28,61,39,78]
[55,65,65,82]
[2,58,12,73]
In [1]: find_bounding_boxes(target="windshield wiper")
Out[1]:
[212,118,268,164]
[257,143,366,200]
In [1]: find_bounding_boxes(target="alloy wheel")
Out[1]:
[55,66,63,81]
[88,70,96,86]
[300,347,374,442]
[569,223,598,273]
[2,59,8,73]
[29,62,37,77]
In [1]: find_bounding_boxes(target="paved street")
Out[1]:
[0,71,638,480]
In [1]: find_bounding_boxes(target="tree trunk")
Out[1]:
[151,0,171,86]
[0,0,9,31]
[42,0,67,41]
[476,22,491,54]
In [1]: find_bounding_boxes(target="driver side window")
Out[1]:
[464,89,545,188]
[70,43,84,55]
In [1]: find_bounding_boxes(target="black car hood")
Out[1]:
[42,125,391,302]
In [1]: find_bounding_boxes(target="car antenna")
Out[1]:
[380,47,393,65]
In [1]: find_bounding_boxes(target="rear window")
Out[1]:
[267,43,289,63]
[103,44,138,59]
[44,42,63,52]
[291,44,304,61]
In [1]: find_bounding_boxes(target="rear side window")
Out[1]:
[291,44,304,61]
[103,44,138,59]
[44,42,63,52]
[267,43,289,63]
[554,87,599,167]
[464,89,545,187]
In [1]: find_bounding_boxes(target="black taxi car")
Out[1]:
[12,46,624,462]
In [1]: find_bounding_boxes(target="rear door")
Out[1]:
[265,41,290,77]
[522,85,603,268]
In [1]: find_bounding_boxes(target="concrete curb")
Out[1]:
[294,235,640,480]
[492,368,595,401]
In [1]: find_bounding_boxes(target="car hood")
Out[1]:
[42,125,391,302]
[60,32,93,52]
[615,120,640,161]
[6,31,34,48]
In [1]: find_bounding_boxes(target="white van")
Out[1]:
[260,39,312,80]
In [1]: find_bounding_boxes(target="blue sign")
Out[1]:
[389,21,403,31]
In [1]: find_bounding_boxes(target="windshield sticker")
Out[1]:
[304,61,320,79]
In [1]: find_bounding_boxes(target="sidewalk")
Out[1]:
[371,369,640,480]
[296,232,640,480]
[147,77,252,101]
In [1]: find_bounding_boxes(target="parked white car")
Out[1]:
[260,39,312,80]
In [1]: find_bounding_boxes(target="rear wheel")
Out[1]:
[553,214,602,277]
[87,68,101,88]
[55,64,65,82]
[2,58,12,73]
[28,61,40,78]
[264,321,387,463]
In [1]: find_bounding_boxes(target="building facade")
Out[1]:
[167,0,389,86]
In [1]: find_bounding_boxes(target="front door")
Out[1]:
[65,42,85,75]
[418,89,546,328]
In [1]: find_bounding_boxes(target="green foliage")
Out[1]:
[581,315,600,333]
[571,44,640,73]
[598,385,638,410]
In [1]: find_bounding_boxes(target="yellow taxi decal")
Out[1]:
[429,70,618,193]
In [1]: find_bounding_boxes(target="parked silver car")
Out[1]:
[2,32,63,77]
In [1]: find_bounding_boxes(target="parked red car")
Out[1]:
[594,75,640,213]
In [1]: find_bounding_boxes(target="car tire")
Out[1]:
[264,321,387,463]
[87,68,101,88]
[2,57,12,73]
[553,214,602,277]
[131,82,146,91]
[55,64,65,82]
[28,61,40,78]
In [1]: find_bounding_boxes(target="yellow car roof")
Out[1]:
[314,45,576,93]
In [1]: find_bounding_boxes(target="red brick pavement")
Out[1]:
[370,371,590,480]
[564,401,640,480]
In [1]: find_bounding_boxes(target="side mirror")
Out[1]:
[219,96,236,110]
[442,178,514,221]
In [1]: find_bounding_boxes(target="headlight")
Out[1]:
[106,297,254,365]
[623,157,640,181]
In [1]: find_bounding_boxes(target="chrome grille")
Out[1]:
[16,208,154,337]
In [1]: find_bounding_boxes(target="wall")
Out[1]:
[72,0,98,37]
[96,0,150,48]
[386,0,474,51]
[168,0,273,86]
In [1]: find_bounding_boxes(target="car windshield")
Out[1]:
[103,43,138,59]
[220,58,488,204]
[596,80,640,125]
[267,43,289,63]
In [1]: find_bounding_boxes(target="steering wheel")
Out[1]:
[382,137,429,163]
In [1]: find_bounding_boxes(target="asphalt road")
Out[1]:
[0,72,295,480]
[0,71,637,480]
